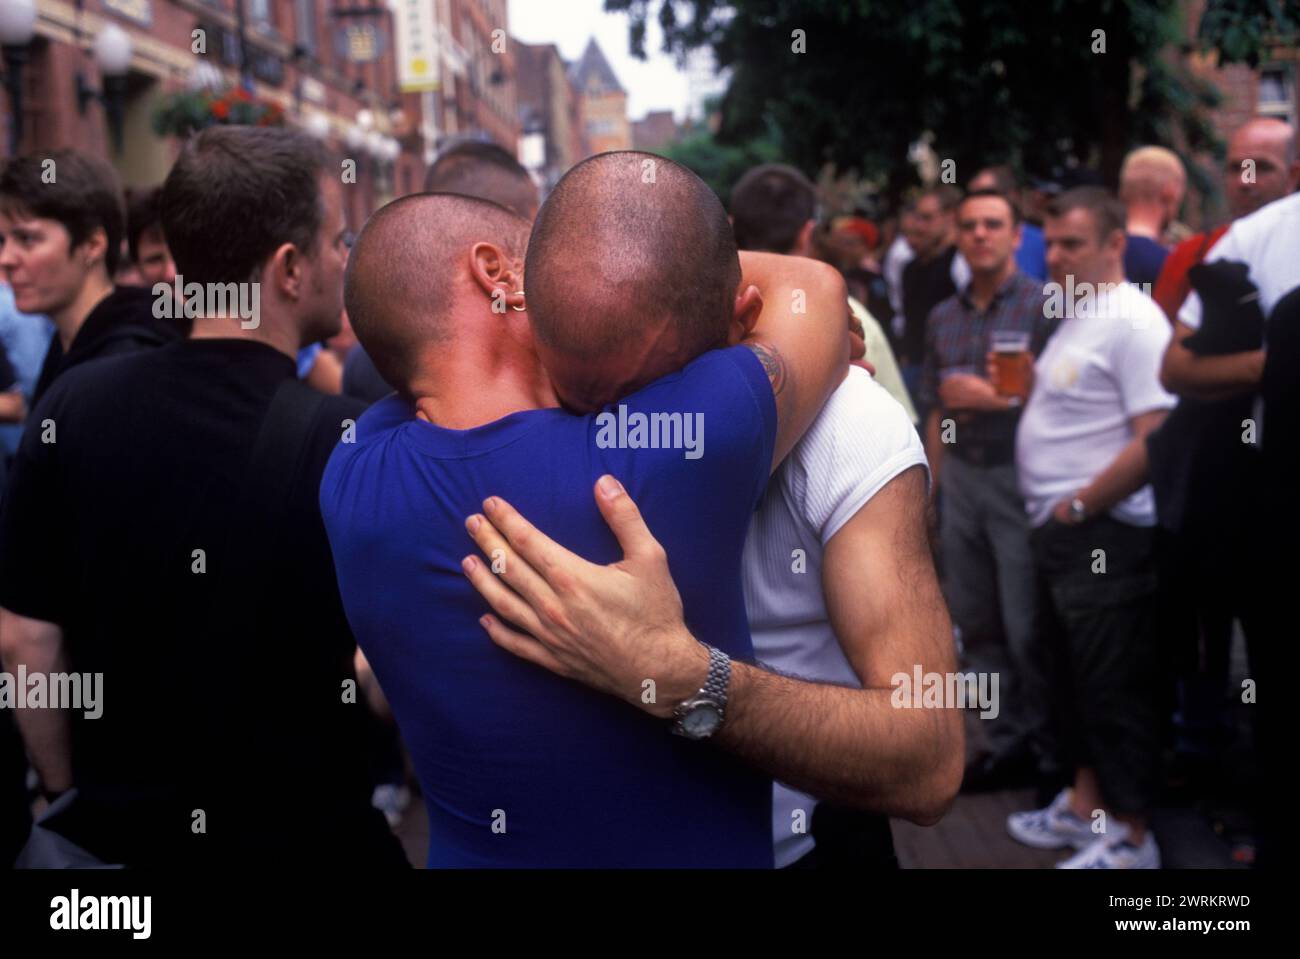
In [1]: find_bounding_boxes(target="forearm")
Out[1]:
[1162,344,1263,401]
[1077,434,1152,515]
[715,664,960,823]
[923,409,944,489]
[0,613,73,792]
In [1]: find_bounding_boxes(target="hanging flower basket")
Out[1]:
[152,86,286,138]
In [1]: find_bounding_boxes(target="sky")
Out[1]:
[507,0,694,121]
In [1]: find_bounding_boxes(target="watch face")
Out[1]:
[681,703,722,739]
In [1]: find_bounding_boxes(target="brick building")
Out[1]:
[631,109,676,152]
[430,0,519,153]
[0,1,527,226]
[569,36,628,154]
[515,39,583,190]
[1179,0,1298,225]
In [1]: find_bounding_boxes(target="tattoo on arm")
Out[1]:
[745,341,788,397]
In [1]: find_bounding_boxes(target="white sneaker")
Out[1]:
[1006,789,1095,850]
[370,784,411,828]
[1056,824,1161,869]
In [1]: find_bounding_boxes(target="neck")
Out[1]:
[52,273,115,350]
[411,341,557,431]
[968,259,1015,306]
[188,313,301,360]
[916,239,947,262]
[1126,203,1166,239]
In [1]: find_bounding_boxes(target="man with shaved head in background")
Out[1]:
[321,152,850,866]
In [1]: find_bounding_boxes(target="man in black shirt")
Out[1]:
[899,185,964,415]
[0,151,182,409]
[0,126,405,867]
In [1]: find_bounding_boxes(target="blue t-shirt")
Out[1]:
[320,346,777,868]
[1124,234,1168,286]
[1015,223,1047,281]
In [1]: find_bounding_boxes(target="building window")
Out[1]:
[1258,66,1295,124]
[294,0,318,56]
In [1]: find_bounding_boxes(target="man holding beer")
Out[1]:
[920,188,1056,794]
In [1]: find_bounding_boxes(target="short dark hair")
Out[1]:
[160,126,328,286]
[126,185,165,266]
[1046,186,1126,242]
[960,188,1021,224]
[970,164,1019,194]
[527,151,740,361]
[729,163,816,253]
[918,184,962,212]
[345,192,530,393]
[424,139,539,218]
[0,149,126,276]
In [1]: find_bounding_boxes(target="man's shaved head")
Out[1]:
[526,151,740,380]
[424,140,540,220]
[1224,117,1299,218]
[345,192,529,392]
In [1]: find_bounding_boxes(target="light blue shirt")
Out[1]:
[0,284,55,457]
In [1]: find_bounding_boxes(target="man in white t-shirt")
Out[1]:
[1005,187,1176,869]
[742,365,933,866]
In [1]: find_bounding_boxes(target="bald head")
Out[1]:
[345,192,529,393]
[526,151,740,370]
[1224,117,1298,219]
[424,141,540,220]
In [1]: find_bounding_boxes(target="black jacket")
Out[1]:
[32,286,185,408]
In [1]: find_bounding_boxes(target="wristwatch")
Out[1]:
[1068,496,1088,524]
[671,643,731,740]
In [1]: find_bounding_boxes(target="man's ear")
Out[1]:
[469,241,525,313]
[76,226,109,272]
[725,283,763,346]
[1106,228,1128,260]
[795,220,816,257]
[267,242,302,300]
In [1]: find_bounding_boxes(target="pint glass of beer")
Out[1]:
[990,330,1032,400]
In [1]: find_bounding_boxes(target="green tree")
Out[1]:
[661,121,783,202]
[608,0,1298,199]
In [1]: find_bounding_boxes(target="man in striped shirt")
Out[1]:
[920,188,1058,794]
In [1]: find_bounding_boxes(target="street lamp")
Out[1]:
[76,24,133,154]
[0,0,37,156]
[303,112,331,141]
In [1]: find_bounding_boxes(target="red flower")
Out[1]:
[212,100,229,119]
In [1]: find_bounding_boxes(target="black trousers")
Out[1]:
[1030,516,1162,815]
[784,804,899,869]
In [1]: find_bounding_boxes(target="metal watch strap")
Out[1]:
[701,643,730,711]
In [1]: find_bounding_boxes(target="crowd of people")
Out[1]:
[0,113,1291,869]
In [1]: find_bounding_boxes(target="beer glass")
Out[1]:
[990,330,1032,400]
